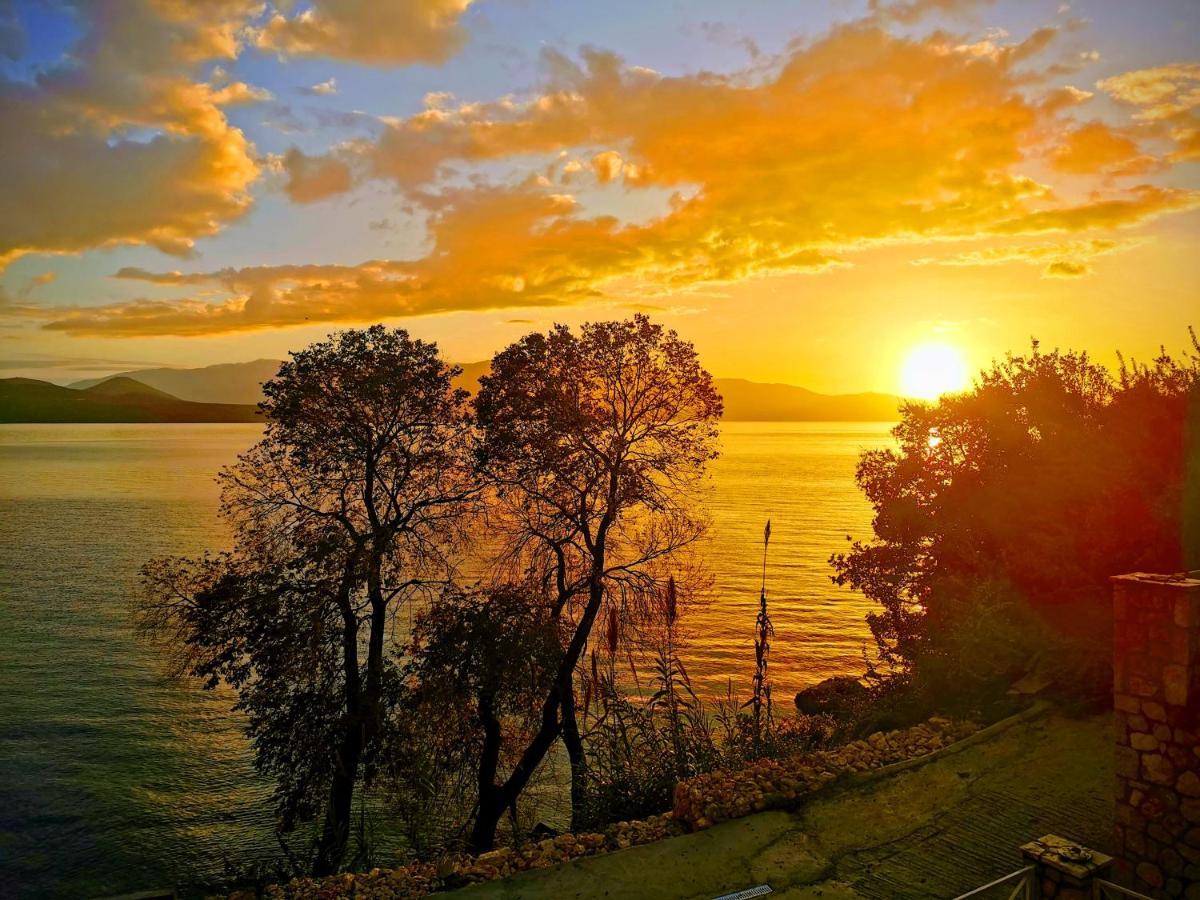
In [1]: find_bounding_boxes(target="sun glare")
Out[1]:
[899,343,969,400]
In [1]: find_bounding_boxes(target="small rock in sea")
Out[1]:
[794,676,869,717]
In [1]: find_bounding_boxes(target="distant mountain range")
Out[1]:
[711,378,899,421]
[0,377,261,423]
[70,359,281,405]
[0,358,901,423]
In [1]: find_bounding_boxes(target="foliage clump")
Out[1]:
[832,332,1200,710]
[139,326,478,874]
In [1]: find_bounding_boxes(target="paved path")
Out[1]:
[452,710,1113,900]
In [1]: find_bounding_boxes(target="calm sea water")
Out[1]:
[0,421,892,898]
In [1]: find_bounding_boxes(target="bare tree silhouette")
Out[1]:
[139,326,478,874]
[468,314,723,848]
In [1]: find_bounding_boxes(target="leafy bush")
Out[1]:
[832,333,1200,703]
[574,637,834,830]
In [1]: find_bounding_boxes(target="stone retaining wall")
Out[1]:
[248,716,977,900]
[671,716,978,829]
[254,816,681,900]
[1111,572,1200,900]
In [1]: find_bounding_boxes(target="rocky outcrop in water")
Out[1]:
[793,675,869,717]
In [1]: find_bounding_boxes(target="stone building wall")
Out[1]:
[1112,572,1200,899]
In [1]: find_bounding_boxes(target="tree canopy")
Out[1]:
[832,334,1200,701]
[464,313,723,847]
[140,325,477,874]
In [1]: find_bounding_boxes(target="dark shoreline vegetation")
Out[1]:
[133,317,1200,895]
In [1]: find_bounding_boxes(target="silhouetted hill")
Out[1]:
[79,376,181,402]
[715,378,899,421]
[0,378,262,423]
[63,359,901,421]
[454,360,491,392]
[454,363,900,419]
[70,359,281,405]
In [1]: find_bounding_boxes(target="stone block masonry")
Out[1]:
[1112,572,1200,900]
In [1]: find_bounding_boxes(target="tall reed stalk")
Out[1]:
[747,520,775,752]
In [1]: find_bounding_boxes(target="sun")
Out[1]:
[899,343,969,400]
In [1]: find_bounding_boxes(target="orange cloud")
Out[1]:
[1040,84,1093,112]
[591,151,624,184]
[1098,63,1200,120]
[281,148,354,203]
[1043,259,1089,278]
[990,185,1198,234]
[1050,122,1156,175]
[912,237,1140,278]
[24,18,1200,336]
[114,267,222,286]
[7,269,59,301]
[867,0,989,25]
[256,0,474,66]
[0,1,262,269]
[1098,62,1200,163]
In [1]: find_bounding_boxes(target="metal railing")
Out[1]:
[952,866,1035,899]
[953,871,1155,900]
[1093,879,1153,900]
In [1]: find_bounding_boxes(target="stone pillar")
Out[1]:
[1112,572,1200,899]
[1021,835,1113,899]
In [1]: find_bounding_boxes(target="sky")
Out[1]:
[0,0,1197,393]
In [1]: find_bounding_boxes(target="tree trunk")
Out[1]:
[313,555,364,876]
[313,728,363,875]
[468,674,567,851]
[469,550,610,851]
[469,787,511,854]
[551,544,588,827]
[560,675,587,830]
[469,692,507,852]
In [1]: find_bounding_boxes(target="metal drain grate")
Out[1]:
[712,886,773,900]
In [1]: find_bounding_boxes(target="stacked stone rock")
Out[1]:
[1111,573,1200,900]
[245,717,976,899]
[253,814,682,900]
[672,716,978,830]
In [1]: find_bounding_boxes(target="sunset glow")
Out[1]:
[900,344,970,400]
[0,1,1195,392]
[3,3,1199,896]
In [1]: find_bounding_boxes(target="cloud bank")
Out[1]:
[9,5,1200,337]
[0,0,264,269]
[256,0,474,66]
[0,1,480,274]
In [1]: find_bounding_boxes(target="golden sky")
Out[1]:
[0,0,1197,393]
